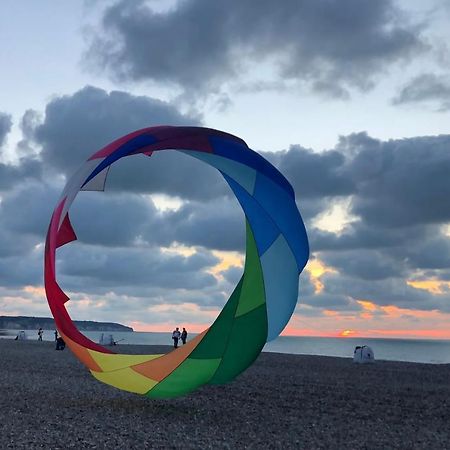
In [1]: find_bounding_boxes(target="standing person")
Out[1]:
[172,327,181,349]
[181,328,188,345]
[54,330,58,342]
[37,328,43,341]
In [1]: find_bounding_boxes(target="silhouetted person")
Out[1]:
[55,336,65,350]
[54,330,58,342]
[172,327,181,348]
[181,328,188,345]
[37,328,43,341]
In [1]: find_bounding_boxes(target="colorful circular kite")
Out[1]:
[44,126,309,398]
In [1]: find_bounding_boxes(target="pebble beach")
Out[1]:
[0,339,449,449]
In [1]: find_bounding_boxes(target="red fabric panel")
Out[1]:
[56,214,77,248]
[44,198,113,354]
[88,127,164,160]
[88,126,248,160]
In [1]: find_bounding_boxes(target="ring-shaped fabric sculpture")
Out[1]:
[44,126,309,398]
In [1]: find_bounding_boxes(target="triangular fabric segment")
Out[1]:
[56,214,77,248]
[81,166,110,191]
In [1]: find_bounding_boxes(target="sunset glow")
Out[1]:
[407,279,450,295]
[356,300,377,312]
[305,259,337,294]
[208,250,244,277]
[339,329,356,337]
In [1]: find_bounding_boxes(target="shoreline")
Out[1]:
[3,332,450,365]
[1,339,449,448]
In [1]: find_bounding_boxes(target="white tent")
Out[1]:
[353,345,375,363]
[15,330,27,340]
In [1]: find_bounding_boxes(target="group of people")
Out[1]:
[37,326,187,350]
[171,327,188,348]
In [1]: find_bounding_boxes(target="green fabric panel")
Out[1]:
[146,358,221,399]
[209,304,267,385]
[188,277,242,360]
[235,221,266,317]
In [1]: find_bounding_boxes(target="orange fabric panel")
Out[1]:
[132,329,208,381]
[60,331,103,372]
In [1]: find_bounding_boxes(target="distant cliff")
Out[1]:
[0,316,133,332]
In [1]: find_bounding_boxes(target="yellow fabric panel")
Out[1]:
[87,350,162,372]
[90,367,158,394]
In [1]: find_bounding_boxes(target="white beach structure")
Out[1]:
[16,330,27,340]
[353,345,375,363]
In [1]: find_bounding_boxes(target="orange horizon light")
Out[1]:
[339,329,356,337]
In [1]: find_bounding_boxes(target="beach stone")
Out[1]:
[0,339,449,449]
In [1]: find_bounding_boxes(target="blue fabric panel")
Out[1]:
[260,235,299,341]
[223,175,280,256]
[181,151,257,195]
[253,172,309,272]
[82,134,157,188]
[210,136,295,199]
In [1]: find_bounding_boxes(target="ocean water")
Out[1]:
[3,329,450,364]
[264,336,450,364]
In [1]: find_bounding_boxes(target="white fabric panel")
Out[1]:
[57,158,105,229]
[81,166,110,191]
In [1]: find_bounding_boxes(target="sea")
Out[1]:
[2,330,450,364]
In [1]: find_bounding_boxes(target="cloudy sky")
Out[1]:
[1,0,450,339]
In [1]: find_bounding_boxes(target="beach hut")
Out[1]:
[99,333,115,346]
[353,345,375,363]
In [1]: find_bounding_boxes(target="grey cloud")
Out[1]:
[87,0,424,97]
[70,190,245,252]
[300,292,360,311]
[321,249,406,281]
[310,223,430,252]
[321,271,450,311]
[0,249,43,288]
[342,133,450,229]
[268,133,450,246]
[3,93,450,318]
[30,85,199,174]
[0,228,40,259]
[106,151,229,201]
[262,145,356,224]
[0,112,12,150]
[0,113,41,191]
[220,266,243,285]
[0,178,244,255]
[266,146,354,199]
[400,235,450,270]
[0,182,58,238]
[150,197,245,252]
[58,244,219,292]
[0,158,42,192]
[24,86,234,201]
[393,73,450,111]
[16,109,42,157]
[70,191,157,247]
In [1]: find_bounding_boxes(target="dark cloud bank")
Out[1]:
[1,86,449,319]
[86,0,425,98]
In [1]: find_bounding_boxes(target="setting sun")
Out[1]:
[339,329,356,337]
